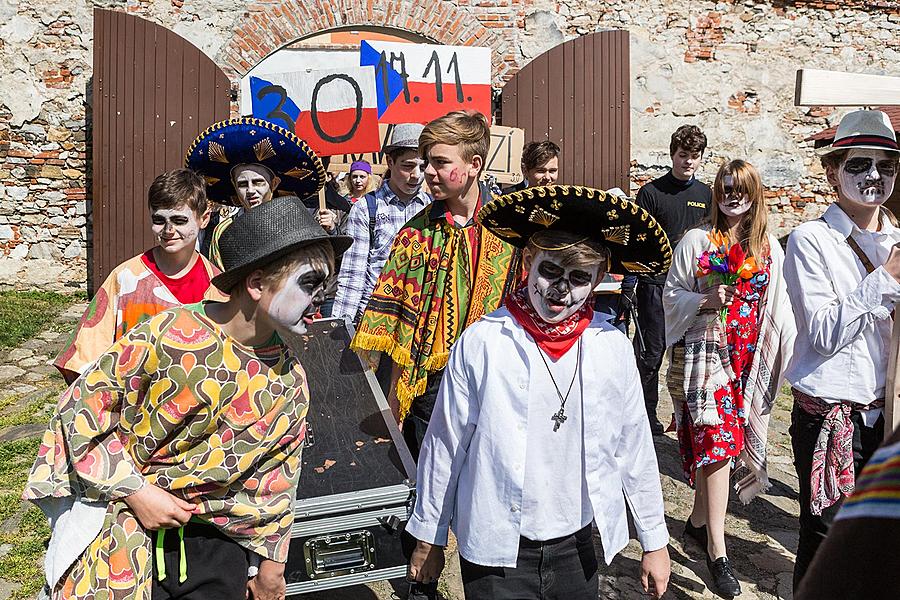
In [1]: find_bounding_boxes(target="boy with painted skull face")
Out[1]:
[784,109,900,590]
[406,186,672,599]
[24,196,351,600]
[185,117,328,270]
[53,168,227,384]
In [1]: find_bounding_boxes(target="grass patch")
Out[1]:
[0,391,57,430]
[0,290,79,350]
[0,437,50,598]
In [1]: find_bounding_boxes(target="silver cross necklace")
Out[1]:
[535,337,583,432]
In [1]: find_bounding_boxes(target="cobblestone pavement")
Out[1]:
[1,309,798,599]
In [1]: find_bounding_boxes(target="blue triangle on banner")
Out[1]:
[249,76,301,132]
[360,40,404,119]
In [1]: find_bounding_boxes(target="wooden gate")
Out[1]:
[500,31,630,192]
[92,8,231,290]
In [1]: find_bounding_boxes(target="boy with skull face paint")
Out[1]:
[53,169,227,385]
[406,186,673,600]
[24,196,352,600]
[784,109,900,589]
[184,117,330,271]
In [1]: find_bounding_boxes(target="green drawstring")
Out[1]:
[155,530,166,581]
[178,525,187,583]
[155,526,188,584]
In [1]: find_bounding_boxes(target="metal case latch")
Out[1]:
[303,530,377,578]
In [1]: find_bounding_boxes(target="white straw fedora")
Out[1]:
[818,109,899,156]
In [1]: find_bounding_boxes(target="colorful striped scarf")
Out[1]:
[351,202,521,419]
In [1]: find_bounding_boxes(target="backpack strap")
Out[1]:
[365,192,378,251]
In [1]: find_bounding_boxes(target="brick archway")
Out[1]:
[216,0,519,84]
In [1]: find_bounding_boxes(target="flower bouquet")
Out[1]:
[696,230,759,324]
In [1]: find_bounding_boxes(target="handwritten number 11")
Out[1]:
[423,51,464,103]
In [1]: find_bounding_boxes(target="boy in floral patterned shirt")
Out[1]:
[24,197,351,600]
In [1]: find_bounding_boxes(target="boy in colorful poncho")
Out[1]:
[350,110,521,456]
[53,169,226,384]
[407,186,672,599]
[24,196,351,600]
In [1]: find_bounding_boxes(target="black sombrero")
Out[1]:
[477,185,672,275]
[185,117,326,206]
[211,196,353,293]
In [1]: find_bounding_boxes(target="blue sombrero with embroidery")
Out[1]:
[185,117,326,206]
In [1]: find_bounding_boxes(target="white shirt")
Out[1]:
[783,204,900,421]
[519,340,593,541]
[405,308,669,568]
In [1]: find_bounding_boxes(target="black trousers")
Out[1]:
[459,524,599,600]
[789,402,884,590]
[152,521,249,600]
[633,281,666,418]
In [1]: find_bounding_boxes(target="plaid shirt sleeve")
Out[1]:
[333,197,372,321]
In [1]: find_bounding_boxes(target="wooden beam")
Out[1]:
[886,318,900,435]
[794,69,900,107]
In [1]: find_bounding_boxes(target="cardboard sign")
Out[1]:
[360,41,492,125]
[484,126,524,184]
[328,125,524,184]
[250,67,381,156]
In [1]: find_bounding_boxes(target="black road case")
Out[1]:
[280,318,417,596]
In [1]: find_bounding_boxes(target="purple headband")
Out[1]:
[350,160,372,174]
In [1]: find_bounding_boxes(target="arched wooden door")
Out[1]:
[91,9,231,290]
[500,30,630,192]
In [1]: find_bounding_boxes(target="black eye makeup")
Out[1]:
[568,271,593,287]
[537,261,593,286]
[151,215,190,226]
[297,270,329,291]
[537,261,564,279]
[843,157,899,176]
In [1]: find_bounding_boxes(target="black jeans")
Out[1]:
[633,281,666,419]
[152,520,249,600]
[789,401,884,590]
[459,524,599,600]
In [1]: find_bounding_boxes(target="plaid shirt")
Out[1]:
[333,181,432,322]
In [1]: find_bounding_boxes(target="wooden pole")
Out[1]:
[886,318,900,435]
[317,186,326,212]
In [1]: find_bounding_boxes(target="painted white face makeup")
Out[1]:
[264,263,331,335]
[150,205,201,255]
[718,175,752,218]
[838,148,898,206]
[232,164,275,208]
[526,251,600,324]
[389,153,426,196]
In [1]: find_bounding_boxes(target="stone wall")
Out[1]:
[0,0,897,291]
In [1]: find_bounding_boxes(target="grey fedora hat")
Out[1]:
[211,196,353,293]
[383,123,425,154]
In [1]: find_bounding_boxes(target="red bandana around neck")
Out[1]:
[505,283,593,360]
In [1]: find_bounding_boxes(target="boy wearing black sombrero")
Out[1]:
[406,186,672,599]
[24,197,351,600]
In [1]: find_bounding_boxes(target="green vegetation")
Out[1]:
[0,437,49,599]
[0,290,81,350]
[0,290,84,597]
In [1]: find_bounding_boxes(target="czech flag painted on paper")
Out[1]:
[249,67,381,157]
[360,41,492,125]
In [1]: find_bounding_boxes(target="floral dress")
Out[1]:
[678,259,771,485]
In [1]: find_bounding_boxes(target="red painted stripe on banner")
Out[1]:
[296,107,381,157]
